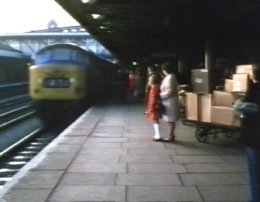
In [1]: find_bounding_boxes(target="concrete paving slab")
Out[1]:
[122,142,165,149]
[73,154,120,163]
[120,155,172,163]
[221,155,247,164]
[93,126,125,133]
[185,163,246,173]
[79,148,127,155]
[91,132,123,138]
[59,173,116,185]
[31,155,74,170]
[172,155,224,163]
[11,170,63,189]
[2,189,52,202]
[82,142,122,148]
[198,185,249,201]
[128,148,177,155]
[128,163,187,173]
[44,144,81,154]
[55,136,87,145]
[179,173,247,185]
[116,173,182,185]
[127,186,202,201]
[68,163,127,173]
[87,137,128,143]
[49,185,125,202]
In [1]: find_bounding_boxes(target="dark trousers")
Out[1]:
[246,147,260,202]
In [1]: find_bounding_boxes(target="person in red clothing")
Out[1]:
[128,70,138,99]
[144,72,162,141]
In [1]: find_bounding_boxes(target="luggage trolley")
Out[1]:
[184,119,241,143]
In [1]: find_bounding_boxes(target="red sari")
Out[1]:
[145,85,160,122]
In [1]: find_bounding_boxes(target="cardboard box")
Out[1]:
[211,106,240,127]
[224,79,233,92]
[236,64,253,77]
[199,94,212,122]
[185,93,211,122]
[212,90,236,107]
[185,92,199,121]
[191,69,210,94]
[232,74,249,93]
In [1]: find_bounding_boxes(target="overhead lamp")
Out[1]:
[81,0,96,4]
[99,26,108,30]
[132,61,139,66]
[91,14,103,19]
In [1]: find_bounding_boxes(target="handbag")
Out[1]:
[156,98,165,116]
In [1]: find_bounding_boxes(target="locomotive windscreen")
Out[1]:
[35,48,88,65]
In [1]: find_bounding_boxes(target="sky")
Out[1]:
[0,0,79,33]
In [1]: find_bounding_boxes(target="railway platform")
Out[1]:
[0,99,250,202]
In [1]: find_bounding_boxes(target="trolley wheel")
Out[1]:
[195,127,208,143]
[223,130,240,140]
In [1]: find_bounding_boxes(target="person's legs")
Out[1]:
[153,121,161,140]
[169,122,176,140]
[162,122,175,142]
[246,147,260,202]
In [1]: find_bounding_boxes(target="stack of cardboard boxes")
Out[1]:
[185,65,252,127]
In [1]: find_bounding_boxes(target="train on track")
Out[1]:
[0,44,30,84]
[0,44,31,98]
[29,43,117,125]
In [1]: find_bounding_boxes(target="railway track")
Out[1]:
[0,95,53,187]
[0,127,61,188]
[0,96,35,130]
[0,94,83,188]
[0,95,30,112]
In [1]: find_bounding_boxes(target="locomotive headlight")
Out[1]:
[75,86,82,93]
[33,88,40,93]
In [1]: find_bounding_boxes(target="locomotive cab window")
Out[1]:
[35,50,52,64]
[35,48,73,64]
[51,48,71,61]
[74,51,89,65]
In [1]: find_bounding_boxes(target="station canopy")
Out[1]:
[55,0,260,65]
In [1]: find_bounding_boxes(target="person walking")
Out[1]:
[234,63,260,202]
[144,72,162,141]
[159,62,179,142]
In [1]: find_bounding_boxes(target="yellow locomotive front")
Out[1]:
[29,63,86,100]
[29,44,91,102]
[29,43,115,126]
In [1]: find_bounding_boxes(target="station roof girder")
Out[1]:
[55,0,260,64]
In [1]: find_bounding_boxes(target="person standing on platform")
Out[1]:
[134,68,145,100]
[160,62,179,142]
[234,63,260,202]
[128,70,138,100]
[144,72,162,141]
[145,66,158,105]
